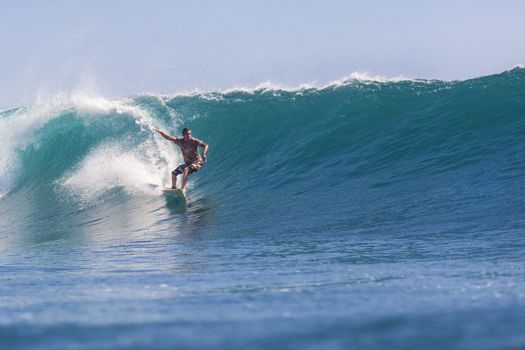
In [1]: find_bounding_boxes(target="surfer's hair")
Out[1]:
[182,128,191,135]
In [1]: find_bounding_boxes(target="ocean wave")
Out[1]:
[0,68,524,215]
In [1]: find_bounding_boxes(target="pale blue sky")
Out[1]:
[0,0,524,107]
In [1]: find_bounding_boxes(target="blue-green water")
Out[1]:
[1,68,525,349]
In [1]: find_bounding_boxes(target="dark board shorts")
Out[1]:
[172,161,203,175]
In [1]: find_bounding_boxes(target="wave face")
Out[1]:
[1,68,524,238]
[1,68,525,349]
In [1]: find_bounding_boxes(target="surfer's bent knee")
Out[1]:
[172,162,201,177]
[172,166,184,176]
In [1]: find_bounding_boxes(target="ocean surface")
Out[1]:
[1,68,524,349]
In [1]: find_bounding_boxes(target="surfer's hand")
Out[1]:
[202,154,207,162]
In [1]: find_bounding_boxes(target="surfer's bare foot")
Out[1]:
[171,186,177,189]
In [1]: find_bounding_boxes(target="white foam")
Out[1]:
[334,72,410,84]
[55,95,183,201]
[59,140,178,201]
[0,91,180,198]
[153,72,415,99]
[222,81,317,94]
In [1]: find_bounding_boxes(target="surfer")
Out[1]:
[153,128,209,191]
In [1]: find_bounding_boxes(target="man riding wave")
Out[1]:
[153,127,209,191]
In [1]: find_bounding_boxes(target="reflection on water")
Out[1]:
[0,185,217,270]
[177,195,216,236]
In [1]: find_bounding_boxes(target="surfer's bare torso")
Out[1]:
[172,136,205,166]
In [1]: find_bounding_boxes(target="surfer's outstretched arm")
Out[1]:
[153,128,177,142]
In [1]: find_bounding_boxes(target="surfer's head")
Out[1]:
[182,128,192,140]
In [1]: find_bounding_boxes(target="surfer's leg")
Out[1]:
[171,166,184,189]
[181,167,190,190]
[171,172,177,189]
